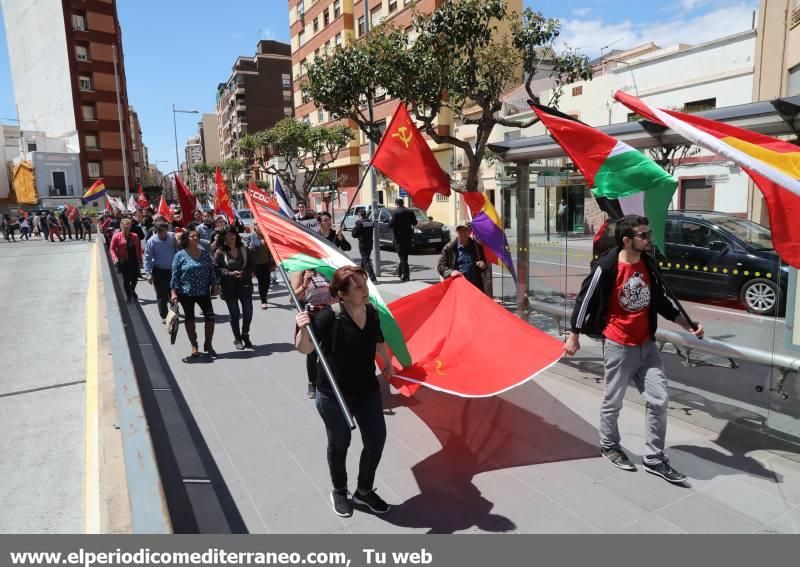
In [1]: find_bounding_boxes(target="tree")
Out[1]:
[304,0,592,192]
[192,161,216,196]
[238,117,353,202]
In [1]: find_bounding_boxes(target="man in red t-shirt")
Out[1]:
[564,215,704,484]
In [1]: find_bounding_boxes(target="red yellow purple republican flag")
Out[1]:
[615,90,800,268]
[81,178,106,204]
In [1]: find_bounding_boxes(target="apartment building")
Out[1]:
[129,105,144,186]
[184,135,203,193]
[199,113,221,165]
[0,0,136,200]
[216,40,293,162]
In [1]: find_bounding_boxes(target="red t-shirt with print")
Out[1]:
[603,260,651,346]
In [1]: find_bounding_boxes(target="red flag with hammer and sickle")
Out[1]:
[215,166,235,222]
[371,103,451,210]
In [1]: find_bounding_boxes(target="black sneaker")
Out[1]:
[307,383,317,399]
[242,335,253,349]
[643,458,688,484]
[601,447,637,471]
[353,489,390,514]
[330,489,352,517]
[234,339,244,350]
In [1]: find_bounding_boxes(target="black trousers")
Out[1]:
[119,260,139,298]
[254,263,272,304]
[224,282,254,340]
[395,237,412,279]
[63,222,72,239]
[151,267,172,319]
[358,244,377,281]
[73,220,84,240]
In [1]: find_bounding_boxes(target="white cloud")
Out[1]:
[680,0,708,11]
[260,28,276,40]
[558,2,757,57]
[572,8,592,17]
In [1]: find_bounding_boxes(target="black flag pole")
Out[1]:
[250,197,357,429]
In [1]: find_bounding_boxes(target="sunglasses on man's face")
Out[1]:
[633,230,653,240]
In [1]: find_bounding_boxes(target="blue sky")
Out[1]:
[0,0,756,168]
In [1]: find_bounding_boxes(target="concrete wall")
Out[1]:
[32,152,83,202]
[0,0,78,145]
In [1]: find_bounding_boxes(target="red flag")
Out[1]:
[136,184,149,209]
[157,195,173,222]
[214,166,235,222]
[248,180,280,212]
[371,103,451,210]
[174,173,198,217]
[105,198,112,212]
[385,277,563,397]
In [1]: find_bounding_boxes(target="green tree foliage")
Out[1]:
[192,161,217,196]
[304,0,592,192]
[238,117,353,202]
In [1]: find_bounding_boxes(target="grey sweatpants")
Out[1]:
[601,338,668,465]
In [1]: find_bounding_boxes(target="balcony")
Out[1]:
[792,5,800,29]
[48,185,74,197]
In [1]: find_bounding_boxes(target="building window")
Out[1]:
[572,85,583,96]
[683,98,716,113]
[88,162,101,178]
[313,17,319,33]
[335,32,343,47]
[326,40,332,53]
[303,114,310,124]
[297,0,304,17]
[788,64,800,96]
[27,142,37,152]
[82,105,96,120]
[300,58,307,75]
[318,109,325,122]
[85,134,98,149]
[78,75,92,90]
[71,14,85,31]
[284,107,293,116]
[75,45,88,61]
[314,48,320,61]
[334,0,341,18]
[298,29,306,45]
[375,87,386,102]
[389,0,398,13]
[323,9,330,26]
[282,73,292,88]
[358,16,366,36]
[371,6,383,26]
[627,112,642,122]
[376,120,387,137]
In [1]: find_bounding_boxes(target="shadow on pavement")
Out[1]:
[373,381,599,533]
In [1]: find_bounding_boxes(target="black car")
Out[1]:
[376,207,451,252]
[593,211,789,316]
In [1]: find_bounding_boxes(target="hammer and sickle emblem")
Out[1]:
[392,126,413,149]
[421,359,447,375]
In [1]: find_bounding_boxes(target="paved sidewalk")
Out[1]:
[0,238,92,533]
[131,268,800,534]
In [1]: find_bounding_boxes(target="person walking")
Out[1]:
[436,221,492,296]
[32,213,42,238]
[294,201,320,231]
[557,197,568,235]
[388,198,417,281]
[291,268,336,399]
[170,226,218,359]
[318,212,351,252]
[69,206,83,240]
[144,221,178,323]
[196,210,215,241]
[18,216,31,240]
[564,215,704,483]
[351,210,377,282]
[214,227,256,350]
[110,218,143,303]
[60,210,73,240]
[81,214,93,242]
[1,214,16,242]
[249,223,275,310]
[295,266,394,518]
[47,212,64,242]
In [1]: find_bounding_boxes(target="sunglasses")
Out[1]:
[633,230,653,240]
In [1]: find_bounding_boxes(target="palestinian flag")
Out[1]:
[245,191,412,368]
[615,89,800,268]
[530,102,677,253]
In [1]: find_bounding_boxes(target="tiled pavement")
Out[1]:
[131,271,800,534]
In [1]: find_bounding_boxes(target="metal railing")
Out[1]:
[48,185,74,196]
[528,298,800,399]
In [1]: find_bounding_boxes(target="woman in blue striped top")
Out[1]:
[170,225,219,359]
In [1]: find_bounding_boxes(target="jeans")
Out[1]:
[151,267,172,319]
[73,220,84,240]
[601,339,669,465]
[395,236,412,279]
[254,263,271,304]
[119,260,139,298]
[315,388,386,492]
[358,245,377,281]
[224,282,254,340]
[20,227,30,240]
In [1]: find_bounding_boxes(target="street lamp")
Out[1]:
[172,104,199,176]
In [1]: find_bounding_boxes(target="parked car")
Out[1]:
[376,207,451,252]
[342,205,382,230]
[593,211,789,316]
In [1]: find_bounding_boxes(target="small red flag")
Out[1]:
[371,103,451,210]
[137,184,149,209]
[214,166,235,222]
[174,174,198,218]
[104,198,112,212]
[248,180,280,212]
[157,195,173,222]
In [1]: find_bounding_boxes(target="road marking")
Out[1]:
[84,242,101,533]
[532,259,590,270]
[687,303,785,322]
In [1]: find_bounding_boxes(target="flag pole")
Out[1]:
[248,195,357,429]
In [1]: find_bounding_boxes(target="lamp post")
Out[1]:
[172,104,199,179]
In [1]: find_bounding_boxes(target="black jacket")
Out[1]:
[389,206,417,240]
[351,218,374,249]
[570,247,681,340]
[321,228,352,251]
